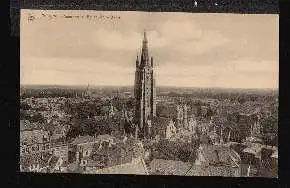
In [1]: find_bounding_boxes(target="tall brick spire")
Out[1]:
[141,30,149,66]
[134,31,156,139]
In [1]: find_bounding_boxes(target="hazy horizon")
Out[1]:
[21,10,278,89]
[20,83,278,91]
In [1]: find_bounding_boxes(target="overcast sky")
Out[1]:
[21,10,278,88]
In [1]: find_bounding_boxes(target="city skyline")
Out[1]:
[21,10,278,89]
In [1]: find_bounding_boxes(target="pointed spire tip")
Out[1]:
[143,30,147,42]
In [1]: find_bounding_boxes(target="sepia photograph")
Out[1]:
[20,9,278,177]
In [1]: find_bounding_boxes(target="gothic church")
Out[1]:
[134,31,156,139]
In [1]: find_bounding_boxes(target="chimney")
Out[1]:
[227,129,231,143]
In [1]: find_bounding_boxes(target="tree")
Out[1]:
[30,113,45,123]
[196,106,202,117]
[177,143,192,162]
[126,97,134,109]
[20,102,31,110]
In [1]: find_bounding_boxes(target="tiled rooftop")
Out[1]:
[70,135,98,145]
[185,164,239,177]
[86,158,148,175]
[149,159,191,175]
[150,116,173,130]
[200,144,241,167]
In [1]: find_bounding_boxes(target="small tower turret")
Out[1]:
[136,55,140,68]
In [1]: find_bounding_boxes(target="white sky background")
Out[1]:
[20,10,278,88]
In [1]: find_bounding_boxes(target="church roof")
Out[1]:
[242,145,262,158]
[149,116,173,130]
[156,105,177,119]
[200,144,241,167]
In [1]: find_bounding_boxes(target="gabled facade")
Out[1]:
[147,117,177,140]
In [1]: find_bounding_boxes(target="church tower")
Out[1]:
[134,31,156,139]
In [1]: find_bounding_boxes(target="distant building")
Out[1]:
[134,31,156,139]
[156,104,177,119]
[187,115,197,133]
[147,117,177,140]
[68,135,100,164]
[157,103,197,132]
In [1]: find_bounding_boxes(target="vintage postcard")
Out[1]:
[20,9,278,177]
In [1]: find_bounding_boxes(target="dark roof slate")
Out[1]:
[150,117,173,130]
